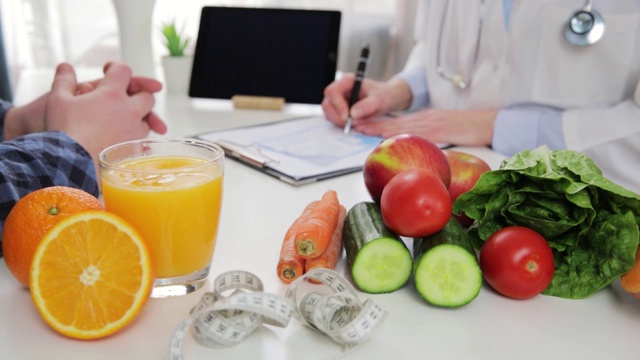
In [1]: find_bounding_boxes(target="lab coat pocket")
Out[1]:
[532,6,639,108]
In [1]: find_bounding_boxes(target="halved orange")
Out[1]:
[29,210,155,339]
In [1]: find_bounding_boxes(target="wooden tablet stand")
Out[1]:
[232,95,285,111]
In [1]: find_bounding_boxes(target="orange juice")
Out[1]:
[101,155,223,278]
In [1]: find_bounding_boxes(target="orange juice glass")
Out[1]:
[99,139,224,298]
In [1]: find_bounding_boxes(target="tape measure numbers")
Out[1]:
[168,269,387,359]
[285,268,387,345]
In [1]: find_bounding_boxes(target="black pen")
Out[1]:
[344,43,370,135]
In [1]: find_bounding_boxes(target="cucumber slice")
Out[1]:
[352,238,413,293]
[343,202,412,294]
[414,244,482,307]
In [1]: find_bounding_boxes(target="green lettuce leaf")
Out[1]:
[453,146,640,299]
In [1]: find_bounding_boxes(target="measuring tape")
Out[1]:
[285,268,387,345]
[167,269,387,359]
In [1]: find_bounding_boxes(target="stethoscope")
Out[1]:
[564,0,605,47]
[436,0,606,90]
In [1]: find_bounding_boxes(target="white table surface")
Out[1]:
[3,69,640,360]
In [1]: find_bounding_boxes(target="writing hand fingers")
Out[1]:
[321,97,346,126]
[323,74,356,121]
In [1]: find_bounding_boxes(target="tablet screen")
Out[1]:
[189,7,341,104]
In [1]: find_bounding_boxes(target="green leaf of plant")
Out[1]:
[453,146,640,299]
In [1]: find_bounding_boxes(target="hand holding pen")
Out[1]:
[343,44,370,134]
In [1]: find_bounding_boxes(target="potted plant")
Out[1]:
[160,20,193,94]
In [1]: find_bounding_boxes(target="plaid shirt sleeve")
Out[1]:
[0,100,99,256]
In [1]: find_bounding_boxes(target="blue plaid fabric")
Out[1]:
[0,99,99,256]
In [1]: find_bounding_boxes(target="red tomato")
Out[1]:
[380,168,451,237]
[480,226,555,299]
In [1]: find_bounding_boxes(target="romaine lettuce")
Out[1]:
[453,146,640,299]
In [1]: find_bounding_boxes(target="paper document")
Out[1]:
[195,116,384,185]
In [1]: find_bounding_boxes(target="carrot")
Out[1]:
[305,205,347,276]
[276,201,319,284]
[294,190,341,259]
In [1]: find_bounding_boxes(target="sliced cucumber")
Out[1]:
[414,244,482,307]
[352,237,413,293]
[343,202,412,294]
[413,218,482,307]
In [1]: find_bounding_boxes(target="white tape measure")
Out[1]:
[285,268,387,345]
[167,269,387,359]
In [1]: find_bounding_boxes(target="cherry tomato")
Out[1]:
[480,226,555,299]
[380,168,452,238]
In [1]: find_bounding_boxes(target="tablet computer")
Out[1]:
[189,7,341,104]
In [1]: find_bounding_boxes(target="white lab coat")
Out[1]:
[405,0,640,192]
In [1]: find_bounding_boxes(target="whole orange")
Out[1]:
[2,186,103,287]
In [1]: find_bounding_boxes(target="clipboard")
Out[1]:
[194,116,384,186]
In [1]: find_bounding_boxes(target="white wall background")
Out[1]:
[0,0,417,92]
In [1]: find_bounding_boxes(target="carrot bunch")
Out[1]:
[276,190,346,284]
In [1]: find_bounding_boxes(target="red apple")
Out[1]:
[444,149,491,227]
[363,134,451,203]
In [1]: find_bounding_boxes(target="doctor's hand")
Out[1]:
[321,74,413,127]
[354,108,498,147]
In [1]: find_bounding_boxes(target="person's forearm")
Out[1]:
[384,77,414,113]
[3,106,22,140]
[0,99,12,141]
[2,94,48,141]
[392,66,429,112]
[0,132,99,247]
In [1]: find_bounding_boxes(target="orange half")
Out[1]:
[29,211,155,339]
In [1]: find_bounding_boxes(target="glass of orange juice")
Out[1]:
[98,139,224,298]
